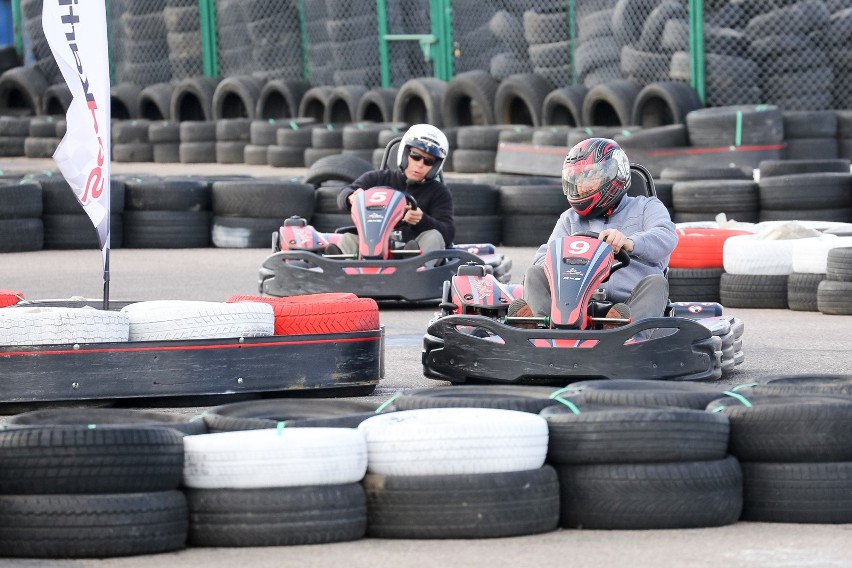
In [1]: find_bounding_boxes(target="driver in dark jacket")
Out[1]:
[329,124,454,255]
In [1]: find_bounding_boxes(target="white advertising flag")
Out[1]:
[42,0,111,268]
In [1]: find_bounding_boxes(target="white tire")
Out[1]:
[120,300,274,341]
[0,307,130,346]
[182,427,368,489]
[722,234,799,275]
[792,235,852,274]
[358,407,549,476]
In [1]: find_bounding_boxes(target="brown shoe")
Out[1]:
[603,303,631,329]
[508,298,533,317]
[507,299,537,329]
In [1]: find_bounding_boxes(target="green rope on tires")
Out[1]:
[722,390,753,407]
[551,396,581,414]
[276,421,286,435]
[375,392,400,413]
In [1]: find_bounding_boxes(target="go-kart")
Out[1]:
[258,186,511,302]
[422,165,744,384]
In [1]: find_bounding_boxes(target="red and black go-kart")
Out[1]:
[258,186,511,302]
[422,166,744,385]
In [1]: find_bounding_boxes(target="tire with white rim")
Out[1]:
[0,307,130,346]
[120,300,274,341]
[358,407,549,476]
[182,428,368,489]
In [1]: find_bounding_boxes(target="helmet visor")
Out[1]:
[408,137,446,159]
[562,159,619,200]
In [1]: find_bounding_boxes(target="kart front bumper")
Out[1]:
[422,315,723,384]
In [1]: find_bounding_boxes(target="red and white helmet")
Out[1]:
[397,124,449,181]
[562,137,631,218]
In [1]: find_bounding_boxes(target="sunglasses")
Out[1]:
[408,151,436,167]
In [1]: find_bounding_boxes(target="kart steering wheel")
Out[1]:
[399,192,418,226]
[572,231,631,271]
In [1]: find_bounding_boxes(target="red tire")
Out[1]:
[227,294,379,335]
[0,290,23,308]
[669,228,752,269]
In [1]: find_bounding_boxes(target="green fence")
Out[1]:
[13,0,852,111]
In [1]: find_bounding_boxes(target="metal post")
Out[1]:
[688,0,705,103]
[568,0,576,86]
[199,0,219,78]
[296,0,311,83]
[11,0,21,57]
[376,0,390,88]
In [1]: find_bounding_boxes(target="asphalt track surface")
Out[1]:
[1,158,850,567]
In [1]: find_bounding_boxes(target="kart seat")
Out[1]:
[628,163,657,198]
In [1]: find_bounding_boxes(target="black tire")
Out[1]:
[826,247,852,281]
[741,461,852,524]
[758,173,852,210]
[325,85,368,124]
[125,177,209,211]
[668,267,722,302]
[392,78,447,127]
[686,104,784,147]
[446,182,500,216]
[572,378,729,410]
[817,280,852,315]
[356,88,398,123]
[304,153,374,186]
[0,426,184,494]
[582,80,640,127]
[123,210,211,248]
[631,81,703,127]
[0,65,49,116]
[4,407,206,435]
[544,406,730,464]
[394,386,560,413]
[660,166,751,181]
[171,76,219,122]
[212,76,263,120]
[494,73,552,127]
[501,215,556,246]
[0,181,41,218]
[787,272,823,311]
[137,82,174,121]
[202,399,380,432]
[0,218,43,252]
[542,86,587,127]
[500,184,566,215]
[211,216,284,248]
[442,70,498,127]
[708,395,852,462]
[758,374,852,397]
[615,124,688,149]
[759,159,850,178]
[42,82,72,115]
[556,456,743,529]
[211,180,314,218]
[673,180,759,213]
[451,148,496,173]
[298,86,333,122]
[0,491,188,558]
[363,467,559,539]
[42,213,124,249]
[720,273,789,309]
[256,79,309,119]
[186,484,366,546]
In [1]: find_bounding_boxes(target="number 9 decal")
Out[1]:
[568,240,590,254]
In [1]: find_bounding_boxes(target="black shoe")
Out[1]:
[324,244,342,255]
[404,240,420,251]
[508,298,533,317]
[603,303,631,329]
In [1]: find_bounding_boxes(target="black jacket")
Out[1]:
[336,169,455,245]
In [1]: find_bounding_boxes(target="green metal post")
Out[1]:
[433,0,453,80]
[199,0,219,78]
[377,0,391,88]
[11,0,21,57]
[296,0,311,83]
[568,0,576,85]
[688,0,705,103]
